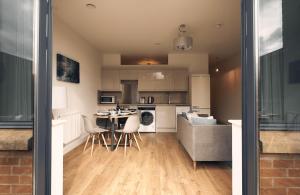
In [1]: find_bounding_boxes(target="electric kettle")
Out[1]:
[147,96,154,104]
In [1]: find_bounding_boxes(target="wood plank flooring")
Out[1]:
[64,133,232,195]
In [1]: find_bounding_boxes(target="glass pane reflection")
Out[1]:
[0,0,33,124]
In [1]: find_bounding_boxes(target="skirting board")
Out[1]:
[156,128,176,133]
[63,134,87,155]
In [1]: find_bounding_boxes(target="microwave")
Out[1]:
[100,96,116,104]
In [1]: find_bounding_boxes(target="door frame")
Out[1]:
[34,0,259,194]
[33,0,52,194]
[242,0,259,194]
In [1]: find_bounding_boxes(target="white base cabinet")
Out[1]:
[156,106,176,132]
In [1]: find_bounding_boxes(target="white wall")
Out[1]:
[53,16,102,153]
[168,53,209,74]
[102,53,121,66]
[53,16,102,118]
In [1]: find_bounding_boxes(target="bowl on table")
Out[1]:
[119,112,130,116]
[96,112,110,116]
[109,111,117,115]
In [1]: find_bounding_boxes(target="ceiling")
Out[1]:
[53,0,241,60]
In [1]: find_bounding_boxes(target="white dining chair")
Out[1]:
[115,115,141,156]
[82,115,109,156]
[137,126,143,142]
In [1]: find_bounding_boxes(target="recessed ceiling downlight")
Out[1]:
[86,3,96,9]
[215,23,223,29]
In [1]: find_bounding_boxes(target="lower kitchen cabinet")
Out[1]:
[156,105,176,132]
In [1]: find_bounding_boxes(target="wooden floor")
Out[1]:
[64,133,232,195]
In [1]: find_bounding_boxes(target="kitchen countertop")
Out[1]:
[98,103,190,106]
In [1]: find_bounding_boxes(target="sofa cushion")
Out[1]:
[185,112,199,122]
[182,112,188,120]
[191,116,217,125]
[198,114,209,117]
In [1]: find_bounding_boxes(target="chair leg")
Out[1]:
[129,134,133,147]
[133,133,140,151]
[101,133,109,152]
[91,135,95,156]
[124,134,128,156]
[115,134,123,151]
[98,134,101,148]
[137,131,143,142]
[114,134,118,142]
[83,135,91,152]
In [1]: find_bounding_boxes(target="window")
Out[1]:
[0,0,33,127]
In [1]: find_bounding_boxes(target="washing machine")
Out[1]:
[138,106,156,132]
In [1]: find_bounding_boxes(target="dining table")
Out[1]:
[94,112,137,151]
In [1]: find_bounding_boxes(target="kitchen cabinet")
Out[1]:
[119,70,139,80]
[156,105,176,132]
[190,74,210,109]
[102,69,188,92]
[155,71,173,91]
[101,70,121,91]
[138,71,154,91]
[138,70,182,91]
[172,70,188,91]
[138,70,172,91]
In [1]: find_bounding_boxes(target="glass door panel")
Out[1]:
[258,0,300,193]
[0,0,34,194]
[0,0,33,126]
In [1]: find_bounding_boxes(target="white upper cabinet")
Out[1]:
[155,71,173,91]
[101,70,121,91]
[102,69,188,92]
[138,70,187,91]
[138,70,156,91]
[172,70,188,91]
[119,70,139,80]
[190,74,210,108]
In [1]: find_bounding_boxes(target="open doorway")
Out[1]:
[51,0,241,194]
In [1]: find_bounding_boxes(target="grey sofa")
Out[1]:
[177,115,232,169]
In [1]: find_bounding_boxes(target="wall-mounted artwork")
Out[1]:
[57,54,80,83]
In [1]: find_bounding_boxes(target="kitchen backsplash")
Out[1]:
[138,92,188,104]
[98,91,188,104]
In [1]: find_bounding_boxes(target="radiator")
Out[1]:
[59,112,82,145]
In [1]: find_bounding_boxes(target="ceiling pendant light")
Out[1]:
[174,24,193,51]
